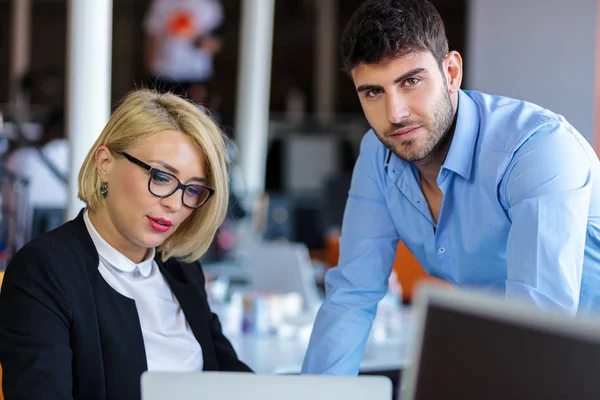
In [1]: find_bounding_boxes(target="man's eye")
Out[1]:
[366,89,383,98]
[403,77,421,87]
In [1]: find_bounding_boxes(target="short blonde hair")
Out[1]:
[78,89,230,263]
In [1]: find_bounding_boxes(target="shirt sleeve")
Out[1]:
[502,120,593,313]
[302,133,399,375]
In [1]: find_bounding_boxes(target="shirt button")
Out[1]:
[438,247,446,254]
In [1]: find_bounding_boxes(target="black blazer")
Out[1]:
[0,211,251,400]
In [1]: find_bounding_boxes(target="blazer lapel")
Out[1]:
[157,259,219,370]
[88,271,149,396]
[68,211,148,399]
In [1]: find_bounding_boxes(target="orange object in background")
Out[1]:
[393,240,448,302]
[324,232,446,303]
[324,229,342,269]
[167,11,196,38]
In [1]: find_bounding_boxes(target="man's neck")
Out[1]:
[415,97,459,186]
[415,123,455,186]
[414,149,447,186]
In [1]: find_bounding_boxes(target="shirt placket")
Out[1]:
[431,169,455,283]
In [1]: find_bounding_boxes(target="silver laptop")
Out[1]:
[401,284,600,400]
[243,241,323,311]
[141,372,392,400]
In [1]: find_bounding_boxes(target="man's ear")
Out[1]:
[443,51,463,94]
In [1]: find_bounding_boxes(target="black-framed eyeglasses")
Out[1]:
[119,152,214,209]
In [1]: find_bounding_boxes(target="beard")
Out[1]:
[375,89,454,163]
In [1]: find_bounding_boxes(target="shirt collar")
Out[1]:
[83,210,155,277]
[441,89,480,180]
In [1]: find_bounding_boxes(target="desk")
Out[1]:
[226,307,415,374]
[206,259,415,374]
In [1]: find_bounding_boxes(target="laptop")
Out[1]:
[141,372,392,400]
[243,241,323,311]
[401,284,600,400]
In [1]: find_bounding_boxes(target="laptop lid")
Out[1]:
[401,284,600,400]
[141,371,392,400]
[243,241,323,311]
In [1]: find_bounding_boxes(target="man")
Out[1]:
[302,0,600,375]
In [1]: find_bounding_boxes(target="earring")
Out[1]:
[99,184,108,198]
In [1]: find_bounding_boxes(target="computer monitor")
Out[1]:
[141,372,392,400]
[401,285,600,400]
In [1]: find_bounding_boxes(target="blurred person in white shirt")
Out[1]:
[144,0,224,103]
[3,110,68,245]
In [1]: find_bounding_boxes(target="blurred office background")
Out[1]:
[0,0,598,383]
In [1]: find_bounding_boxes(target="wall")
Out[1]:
[466,0,598,144]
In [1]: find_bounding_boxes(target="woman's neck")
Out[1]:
[87,207,149,264]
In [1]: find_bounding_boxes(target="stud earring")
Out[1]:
[99,184,108,198]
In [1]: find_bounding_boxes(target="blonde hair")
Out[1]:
[78,89,230,263]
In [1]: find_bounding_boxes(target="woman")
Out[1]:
[0,90,251,400]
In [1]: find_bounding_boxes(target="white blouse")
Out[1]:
[83,210,203,372]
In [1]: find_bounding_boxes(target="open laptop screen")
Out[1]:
[410,299,600,400]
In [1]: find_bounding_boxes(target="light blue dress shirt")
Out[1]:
[302,89,600,375]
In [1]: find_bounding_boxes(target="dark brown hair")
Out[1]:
[341,0,449,73]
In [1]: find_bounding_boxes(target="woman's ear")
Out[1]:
[95,145,115,183]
